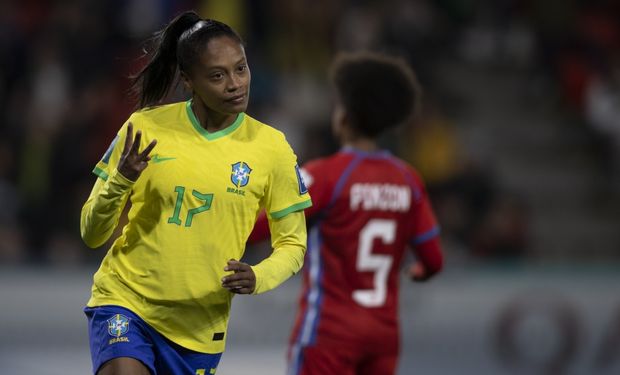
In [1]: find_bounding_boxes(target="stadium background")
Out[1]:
[0,0,619,374]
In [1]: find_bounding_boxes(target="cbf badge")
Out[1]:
[107,314,130,337]
[231,162,252,188]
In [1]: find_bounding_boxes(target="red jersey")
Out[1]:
[288,148,441,367]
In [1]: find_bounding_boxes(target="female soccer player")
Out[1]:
[250,52,444,375]
[80,11,311,375]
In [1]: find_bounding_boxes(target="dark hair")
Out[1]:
[330,52,421,138]
[131,11,243,109]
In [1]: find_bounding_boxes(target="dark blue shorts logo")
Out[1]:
[107,314,130,337]
[231,162,252,188]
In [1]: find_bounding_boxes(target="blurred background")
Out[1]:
[0,0,619,374]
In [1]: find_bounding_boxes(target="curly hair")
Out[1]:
[330,52,421,138]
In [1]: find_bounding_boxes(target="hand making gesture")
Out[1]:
[118,122,157,181]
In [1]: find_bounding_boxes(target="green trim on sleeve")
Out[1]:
[93,167,109,181]
[269,199,312,220]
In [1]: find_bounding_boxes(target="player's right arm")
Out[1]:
[80,122,156,248]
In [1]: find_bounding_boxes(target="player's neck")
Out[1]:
[342,138,378,152]
[191,98,238,133]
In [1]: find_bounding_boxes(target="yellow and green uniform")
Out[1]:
[81,100,312,353]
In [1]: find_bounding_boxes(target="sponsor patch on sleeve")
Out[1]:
[101,135,119,164]
[295,164,308,195]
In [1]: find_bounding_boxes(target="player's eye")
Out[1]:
[210,72,224,81]
[237,64,247,73]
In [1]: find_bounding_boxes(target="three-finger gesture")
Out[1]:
[118,122,157,181]
[222,259,256,294]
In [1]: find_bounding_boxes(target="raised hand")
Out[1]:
[117,122,157,181]
[222,259,256,294]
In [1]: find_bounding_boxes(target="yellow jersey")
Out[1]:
[81,100,311,353]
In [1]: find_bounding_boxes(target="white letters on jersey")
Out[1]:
[350,184,411,212]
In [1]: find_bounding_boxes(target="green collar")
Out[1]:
[186,100,245,141]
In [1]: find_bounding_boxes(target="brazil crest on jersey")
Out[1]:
[87,100,311,353]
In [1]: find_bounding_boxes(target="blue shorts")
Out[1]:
[84,305,222,375]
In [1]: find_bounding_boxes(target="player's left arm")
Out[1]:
[247,160,326,244]
[408,236,443,282]
[224,132,311,294]
[246,211,270,244]
[407,172,444,282]
[222,208,307,294]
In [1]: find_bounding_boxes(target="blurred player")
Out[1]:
[80,11,311,375]
[250,52,444,375]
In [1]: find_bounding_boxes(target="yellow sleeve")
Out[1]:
[81,115,142,248]
[251,210,307,294]
[80,168,134,248]
[263,133,312,219]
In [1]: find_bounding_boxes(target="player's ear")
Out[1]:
[180,70,193,92]
[341,111,352,130]
[331,102,346,137]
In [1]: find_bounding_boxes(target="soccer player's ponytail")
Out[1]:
[131,11,243,109]
[131,11,200,109]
